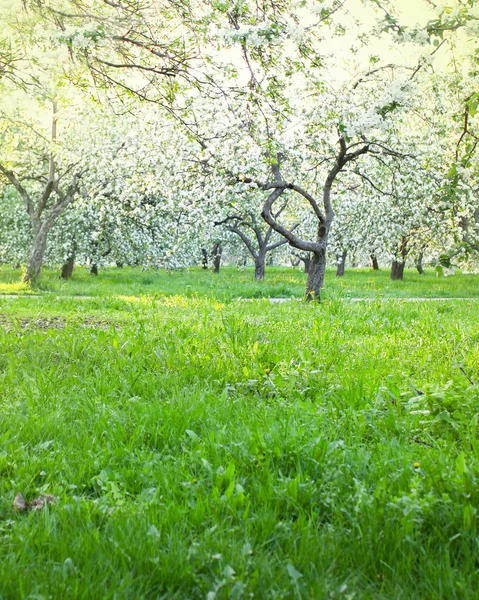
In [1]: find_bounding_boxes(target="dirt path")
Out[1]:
[253,297,479,303]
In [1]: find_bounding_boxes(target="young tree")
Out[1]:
[0,101,82,283]
[214,193,296,280]
[260,140,371,300]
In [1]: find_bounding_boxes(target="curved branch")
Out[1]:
[353,170,397,197]
[266,224,300,251]
[262,187,321,253]
[286,183,325,222]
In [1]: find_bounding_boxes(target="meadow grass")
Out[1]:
[0,271,479,598]
[1,264,479,300]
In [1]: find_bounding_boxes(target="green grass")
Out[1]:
[1,270,479,598]
[1,264,479,300]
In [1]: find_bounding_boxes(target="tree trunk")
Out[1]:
[390,260,405,280]
[201,248,208,269]
[371,255,379,270]
[336,251,347,277]
[90,263,98,276]
[303,254,311,273]
[416,252,424,275]
[212,243,222,274]
[391,236,408,280]
[61,254,75,279]
[254,254,265,280]
[22,222,51,285]
[116,262,124,268]
[306,248,327,301]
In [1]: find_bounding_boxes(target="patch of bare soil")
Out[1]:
[13,492,56,512]
[0,315,120,331]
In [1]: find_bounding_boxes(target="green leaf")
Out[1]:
[447,164,457,178]
[467,97,478,118]
[456,452,468,476]
[287,563,303,582]
[463,504,476,531]
[185,429,199,440]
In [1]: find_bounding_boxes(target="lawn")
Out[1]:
[0,269,479,598]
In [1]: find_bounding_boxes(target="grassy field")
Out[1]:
[1,264,479,300]
[1,268,479,598]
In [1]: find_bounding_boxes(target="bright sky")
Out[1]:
[314,0,463,85]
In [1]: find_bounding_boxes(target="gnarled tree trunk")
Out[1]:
[23,221,52,284]
[260,140,371,303]
[306,246,327,301]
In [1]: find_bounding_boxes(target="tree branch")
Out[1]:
[262,187,321,253]
[225,224,257,258]
[266,224,299,251]
[0,163,34,217]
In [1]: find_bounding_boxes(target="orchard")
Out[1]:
[1,1,479,598]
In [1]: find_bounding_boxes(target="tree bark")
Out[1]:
[306,247,327,301]
[371,255,379,270]
[391,236,408,280]
[303,254,311,273]
[336,251,347,277]
[390,260,405,280]
[415,252,424,275]
[90,263,98,276]
[212,243,222,274]
[61,254,75,279]
[22,222,52,284]
[254,253,266,280]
